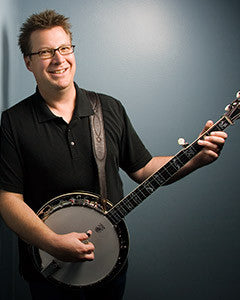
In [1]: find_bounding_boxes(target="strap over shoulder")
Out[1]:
[86,91,108,210]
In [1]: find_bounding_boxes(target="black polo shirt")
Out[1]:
[0,83,152,278]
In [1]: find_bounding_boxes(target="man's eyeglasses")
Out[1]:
[27,45,75,59]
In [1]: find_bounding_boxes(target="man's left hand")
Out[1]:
[193,120,228,168]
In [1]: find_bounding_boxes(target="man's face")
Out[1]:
[24,26,76,93]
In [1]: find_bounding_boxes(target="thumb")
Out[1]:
[76,230,92,242]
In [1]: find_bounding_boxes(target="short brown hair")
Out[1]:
[18,10,72,56]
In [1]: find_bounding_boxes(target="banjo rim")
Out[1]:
[30,191,129,289]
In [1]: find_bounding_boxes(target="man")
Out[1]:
[0,10,227,300]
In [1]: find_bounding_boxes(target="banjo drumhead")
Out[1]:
[38,205,120,287]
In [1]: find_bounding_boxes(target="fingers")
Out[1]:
[197,148,219,160]
[198,132,227,148]
[199,120,214,136]
[199,121,228,140]
[77,231,95,261]
[209,131,228,139]
[53,231,95,262]
[77,231,92,241]
[197,131,227,164]
[198,119,227,154]
[189,120,228,168]
[196,120,228,165]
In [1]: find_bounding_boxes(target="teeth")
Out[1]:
[51,69,66,74]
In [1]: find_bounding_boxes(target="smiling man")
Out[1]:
[0,10,227,300]
[24,26,77,123]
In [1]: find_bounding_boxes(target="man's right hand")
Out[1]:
[0,191,95,262]
[48,231,95,262]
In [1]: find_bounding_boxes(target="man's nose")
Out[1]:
[51,50,65,63]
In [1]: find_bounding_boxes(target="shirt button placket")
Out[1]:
[67,127,77,158]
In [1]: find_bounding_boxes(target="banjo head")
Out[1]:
[31,192,129,289]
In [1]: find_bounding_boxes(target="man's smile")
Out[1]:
[49,67,68,74]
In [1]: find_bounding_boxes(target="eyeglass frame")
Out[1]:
[27,45,75,59]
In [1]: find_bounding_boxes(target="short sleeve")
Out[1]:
[0,111,24,193]
[119,105,152,173]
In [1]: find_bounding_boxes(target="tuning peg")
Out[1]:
[225,104,230,112]
[236,91,240,99]
[178,138,189,148]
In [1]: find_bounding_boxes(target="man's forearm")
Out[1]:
[0,190,95,261]
[129,155,200,184]
[129,156,173,183]
[0,190,56,252]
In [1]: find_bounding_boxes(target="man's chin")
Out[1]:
[50,81,74,91]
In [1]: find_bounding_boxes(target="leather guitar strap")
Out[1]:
[87,90,108,211]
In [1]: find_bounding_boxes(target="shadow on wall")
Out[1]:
[2,24,9,110]
[0,22,31,300]
[0,23,16,300]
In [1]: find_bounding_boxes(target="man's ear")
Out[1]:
[24,56,33,72]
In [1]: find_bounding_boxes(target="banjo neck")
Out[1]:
[106,115,232,225]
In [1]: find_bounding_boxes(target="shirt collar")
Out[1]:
[34,83,94,123]
[73,84,94,118]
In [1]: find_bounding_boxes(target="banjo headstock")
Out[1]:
[224,91,240,123]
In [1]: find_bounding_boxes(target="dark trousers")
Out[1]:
[28,265,127,300]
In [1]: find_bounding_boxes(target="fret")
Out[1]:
[171,156,184,170]
[163,166,172,176]
[124,199,135,211]
[108,211,121,224]
[121,202,131,213]
[182,145,197,159]
[115,210,125,219]
[158,169,170,181]
[177,151,190,164]
[214,123,224,131]
[148,177,160,190]
[165,163,179,175]
[144,181,154,189]
[174,153,188,166]
[143,181,155,194]
[152,173,165,185]
[123,199,135,211]
[215,117,231,130]
[132,189,145,205]
[117,204,127,216]
[138,187,150,198]
[131,192,142,203]
[131,195,143,206]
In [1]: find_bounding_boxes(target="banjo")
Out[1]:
[30,92,240,289]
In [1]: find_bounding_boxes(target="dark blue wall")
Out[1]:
[1,1,240,299]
